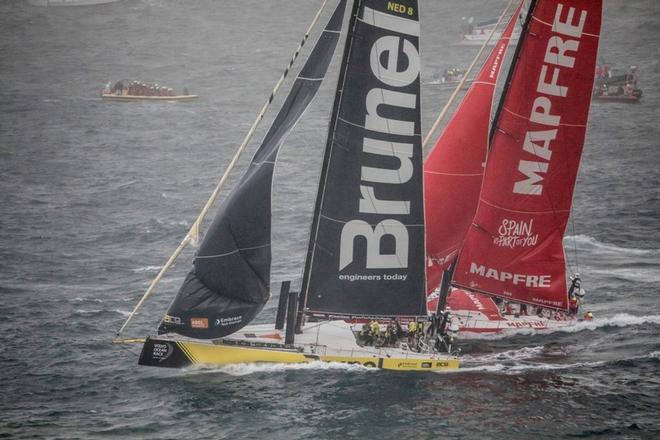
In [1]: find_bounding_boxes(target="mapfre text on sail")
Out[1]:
[514,4,588,196]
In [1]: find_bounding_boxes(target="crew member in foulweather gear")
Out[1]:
[568,273,583,315]
[183,87,189,96]
[438,307,450,336]
[415,321,425,351]
[394,319,404,339]
[370,320,380,345]
[407,320,417,345]
[384,323,395,346]
[360,322,372,345]
[426,313,438,338]
[416,321,425,338]
[583,311,593,321]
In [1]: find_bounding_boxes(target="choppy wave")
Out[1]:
[73,309,132,317]
[180,361,373,376]
[459,313,660,340]
[461,345,547,363]
[457,359,607,374]
[565,234,659,256]
[71,297,104,303]
[591,266,660,283]
[131,265,163,273]
[459,350,659,374]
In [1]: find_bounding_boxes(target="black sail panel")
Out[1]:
[303,0,425,317]
[159,0,347,339]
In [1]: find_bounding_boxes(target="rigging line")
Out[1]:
[569,205,579,274]
[115,0,331,338]
[421,0,516,150]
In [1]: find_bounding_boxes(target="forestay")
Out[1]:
[424,1,523,294]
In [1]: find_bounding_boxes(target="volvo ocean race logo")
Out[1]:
[152,342,173,362]
[493,218,538,248]
[338,3,420,276]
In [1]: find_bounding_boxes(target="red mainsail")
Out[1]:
[424,1,523,293]
[452,0,602,310]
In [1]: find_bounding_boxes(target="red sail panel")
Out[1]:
[424,1,523,293]
[453,0,602,310]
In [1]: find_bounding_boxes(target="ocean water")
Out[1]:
[1,0,659,438]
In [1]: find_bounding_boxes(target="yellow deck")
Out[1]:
[175,339,459,371]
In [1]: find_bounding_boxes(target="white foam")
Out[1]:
[73,308,132,317]
[459,349,660,375]
[590,267,660,283]
[74,309,102,314]
[182,361,372,376]
[131,266,163,273]
[459,313,660,340]
[564,234,658,256]
[457,359,607,374]
[461,345,546,363]
[71,297,103,303]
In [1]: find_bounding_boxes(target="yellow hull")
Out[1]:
[101,93,198,102]
[139,337,460,372]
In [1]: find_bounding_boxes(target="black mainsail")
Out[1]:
[158,0,347,339]
[301,0,426,318]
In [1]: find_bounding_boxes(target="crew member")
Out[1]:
[568,274,582,298]
[370,320,380,345]
[393,319,404,339]
[407,320,417,345]
[360,322,372,345]
[384,322,395,346]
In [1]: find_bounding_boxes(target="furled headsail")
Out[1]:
[158,0,347,338]
[452,0,602,310]
[301,0,426,318]
[424,1,523,294]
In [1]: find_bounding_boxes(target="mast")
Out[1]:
[301,0,426,319]
[488,0,536,144]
